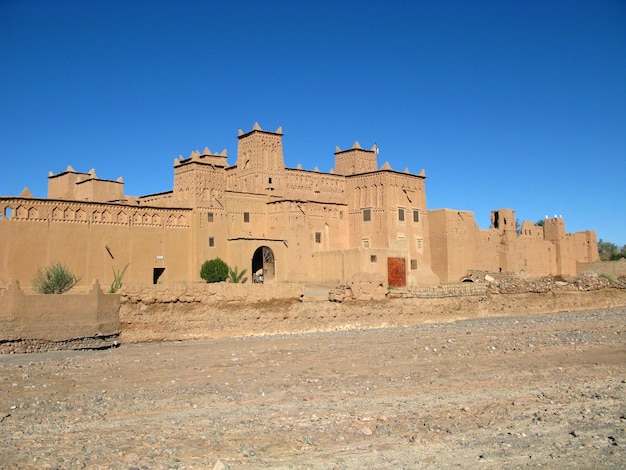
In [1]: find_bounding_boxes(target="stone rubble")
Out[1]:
[1,307,624,468]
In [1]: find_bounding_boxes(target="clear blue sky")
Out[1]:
[1,0,625,245]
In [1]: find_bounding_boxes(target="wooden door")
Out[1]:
[387,257,406,288]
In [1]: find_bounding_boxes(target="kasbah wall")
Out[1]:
[0,123,599,291]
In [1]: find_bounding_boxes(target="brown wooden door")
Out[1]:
[387,257,406,288]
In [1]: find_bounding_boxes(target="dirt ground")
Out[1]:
[1,304,625,469]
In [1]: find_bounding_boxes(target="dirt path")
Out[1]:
[2,307,625,469]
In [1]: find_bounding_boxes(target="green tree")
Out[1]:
[200,258,229,283]
[536,219,545,227]
[32,262,80,294]
[597,239,624,261]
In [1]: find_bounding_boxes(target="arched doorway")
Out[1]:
[252,246,275,283]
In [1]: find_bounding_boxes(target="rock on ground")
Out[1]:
[1,307,625,468]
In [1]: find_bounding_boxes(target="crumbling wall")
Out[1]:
[578,259,626,277]
[328,272,388,302]
[0,279,120,353]
[119,282,304,304]
[391,283,487,299]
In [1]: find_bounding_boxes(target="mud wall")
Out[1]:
[579,259,626,277]
[119,282,304,304]
[0,279,120,352]
[119,285,626,344]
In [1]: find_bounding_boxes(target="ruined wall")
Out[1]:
[0,279,120,348]
[429,209,482,283]
[579,259,626,277]
[118,279,626,344]
[119,281,303,304]
[429,209,598,283]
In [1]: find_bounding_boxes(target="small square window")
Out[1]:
[362,208,371,222]
[363,239,370,248]
[209,237,215,247]
[207,212,214,222]
[243,212,250,223]
[413,209,420,223]
[315,232,321,243]
[398,208,405,222]
[370,255,377,263]
[417,238,423,250]
[268,177,272,184]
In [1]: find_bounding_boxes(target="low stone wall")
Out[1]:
[119,282,305,304]
[391,283,487,299]
[0,280,120,353]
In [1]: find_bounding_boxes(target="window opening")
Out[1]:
[362,208,371,222]
[398,207,405,222]
[244,212,250,223]
[153,267,165,284]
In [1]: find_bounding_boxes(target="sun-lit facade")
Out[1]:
[0,123,598,289]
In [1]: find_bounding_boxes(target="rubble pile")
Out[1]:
[486,273,626,294]
[329,273,388,302]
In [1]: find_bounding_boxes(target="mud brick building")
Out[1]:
[0,123,598,289]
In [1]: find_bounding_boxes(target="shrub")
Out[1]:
[228,265,248,283]
[599,273,615,282]
[200,258,229,283]
[109,263,129,293]
[32,262,80,294]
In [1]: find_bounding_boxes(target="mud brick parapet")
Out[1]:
[0,279,120,351]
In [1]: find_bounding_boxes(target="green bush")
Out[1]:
[32,262,80,294]
[228,265,248,283]
[200,258,229,283]
[599,273,615,282]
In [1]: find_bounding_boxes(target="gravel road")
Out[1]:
[2,307,625,469]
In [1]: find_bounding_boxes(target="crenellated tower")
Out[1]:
[231,123,285,194]
[236,122,284,171]
[334,142,378,176]
[173,147,228,207]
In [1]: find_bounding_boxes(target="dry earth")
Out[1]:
[1,305,625,469]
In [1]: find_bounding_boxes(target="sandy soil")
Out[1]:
[1,307,625,469]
